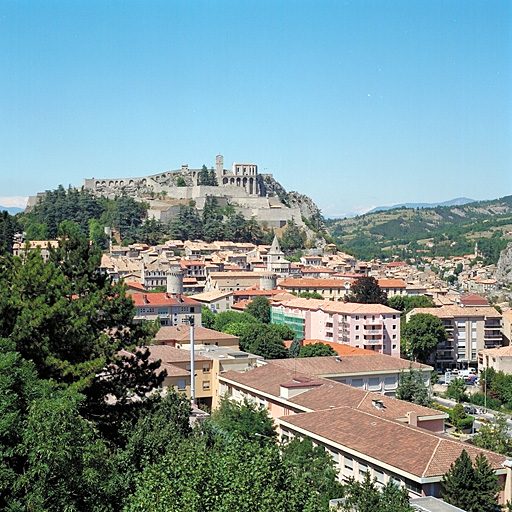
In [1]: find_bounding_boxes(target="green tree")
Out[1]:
[388,295,435,313]
[245,296,271,323]
[176,176,186,187]
[298,291,324,299]
[210,396,277,446]
[346,276,388,305]
[213,310,259,332]
[341,472,413,512]
[472,413,512,456]
[446,378,468,403]
[281,437,342,508]
[403,313,447,362]
[395,367,430,407]
[298,343,337,358]
[201,304,216,329]
[442,450,501,512]
[280,219,306,252]
[442,449,475,511]
[288,338,301,358]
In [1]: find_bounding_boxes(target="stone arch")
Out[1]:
[120,180,124,186]
[102,181,106,186]
[96,181,100,187]
[109,181,114,187]
[236,177,241,187]
[230,178,235,185]
[142,179,147,185]
[129,180,134,186]
[223,178,228,185]
[249,178,254,194]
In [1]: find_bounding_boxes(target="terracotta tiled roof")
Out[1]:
[271,355,429,376]
[147,345,210,363]
[131,293,200,307]
[278,278,354,288]
[279,407,506,478]
[377,278,407,288]
[272,297,400,315]
[301,340,376,356]
[220,363,444,422]
[480,345,512,357]
[154,325,239,343]
[411,306,501,319]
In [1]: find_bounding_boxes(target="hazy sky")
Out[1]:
[1,1,511,217]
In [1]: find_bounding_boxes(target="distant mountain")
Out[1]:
[325,195,512,261]
[0,207,23,215]
[367,197,475,214]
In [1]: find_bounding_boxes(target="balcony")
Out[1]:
[364,319,383,327]
[364,329,382,335]
[364,339,382,345]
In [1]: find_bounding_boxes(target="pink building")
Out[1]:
[271,298,401,357]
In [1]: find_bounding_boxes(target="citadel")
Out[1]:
[78,155,313,228]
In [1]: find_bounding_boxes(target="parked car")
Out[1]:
[464,405,477,415]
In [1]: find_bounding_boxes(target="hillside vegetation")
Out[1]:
[326,196,512,263]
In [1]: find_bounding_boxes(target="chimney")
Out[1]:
[406,411,418,427]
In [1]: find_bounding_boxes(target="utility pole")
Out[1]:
[187,315,195,405]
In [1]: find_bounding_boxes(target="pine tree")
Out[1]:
[472,453,502,512]
[442,450,476,511]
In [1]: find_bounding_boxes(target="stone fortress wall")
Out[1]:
[80,155,305,228]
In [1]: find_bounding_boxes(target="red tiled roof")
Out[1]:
[154,325,239,343]
[279,407,505,479]
[377,278,407,288]
[301,340,376,356]
[132,293,200,307]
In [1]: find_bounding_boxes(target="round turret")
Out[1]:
[166,265,184,296]
[260,272,277,291]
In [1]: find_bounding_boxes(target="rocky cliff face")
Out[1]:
[260,174,324,225]
[495,242,512,284]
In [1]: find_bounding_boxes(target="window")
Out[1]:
[392,344,397,350]
[374,469,385,484]
[356,316,359,320]
[177,379,186,390]
[368,377,380,390]
[359,462,368,477]
[355,325,359,330]
[202,381,210,391]
[344,456,353,471]
[355,335,359,340]
[392,324,397,330]
[202,365,210,373]
[351,378,363,388]
[392,334,397,340]
[392,314,396,320]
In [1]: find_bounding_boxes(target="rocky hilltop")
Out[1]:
[27,155,324,231]
[495,242,512,285]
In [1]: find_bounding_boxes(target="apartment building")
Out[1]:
[132,293,201,326]
[218,361,511,503]
[271,298,401,357]
[408,306,503,370]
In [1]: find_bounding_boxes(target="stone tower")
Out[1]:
[260,272,277,291]
[166,265,184,296]
[215,155,224,183]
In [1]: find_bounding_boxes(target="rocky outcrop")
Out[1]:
[495,242,512,284]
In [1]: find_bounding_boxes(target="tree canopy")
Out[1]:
[395,367,430,407]
[346,276,389,305]
[298,343,337,358]
[402,313,447,362]
[442,450,501,512]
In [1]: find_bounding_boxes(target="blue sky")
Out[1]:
[1,1,511,217]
